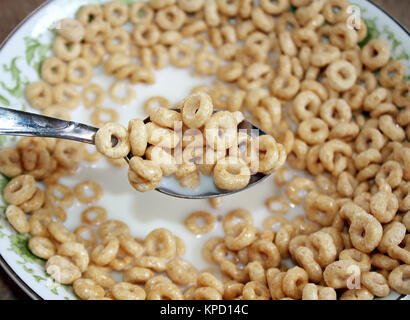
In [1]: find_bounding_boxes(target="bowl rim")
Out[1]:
[0,0,408,301]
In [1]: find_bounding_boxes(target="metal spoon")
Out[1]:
[0,106,270,199]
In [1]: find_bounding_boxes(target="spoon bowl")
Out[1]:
[0,106,269,199]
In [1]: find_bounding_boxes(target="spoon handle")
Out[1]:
[0,107,98,144]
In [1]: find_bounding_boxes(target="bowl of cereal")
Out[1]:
[0,0,409,300]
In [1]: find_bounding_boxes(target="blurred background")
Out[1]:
[0,0,408,300]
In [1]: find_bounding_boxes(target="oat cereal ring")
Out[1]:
[82,83,105,109]
[266,269,285,300]
[294,246,322,283]
[5,205,30,234]
[47,221,75,244]
[249,239,281,269]
[72,278,105,300]
[43,105,71,121]
[83,20,112,43]
[302,284,337,300]
[325,60,357,92]
[185,211,216,235]
[58,241,89,272]
[256,135,286,174]
[265,196,290,215]
[74,226,97,249]
[329,23,358,50]
[132,24,160,47]
[81,43,106,67]
[91,237,120,267]
[52,83,81,110]
[169,42,194,68]
[246,260,266,284]
[95,122,130,159]
[144,228,176,259]
[311,43,340,68]
[388,265,410,295]
[147,282,183,300]
[260,0,289,14]
[393,82,410,108]
[271,74,300,100]
[156,5,186,30]
[128,156,162,193]
[45,183,74,209]
[292,90,321,122]
[134,256,167,273]
[28,211,52,237]
[201,237,224,265]
[77,4,103,25]
[339,248,371,273]
[103,1,128,27]
[98,220,130,240]
[145,146,177,176]
[380,60,404,89]
[213,157,250,191]
[3,175,37,206]
[223,280,244,300]
[57,18,85,43]
[53,140,84,170]
[117,234,144,259]
[361,39,390,71]
[292,215,320,236]
[166,257,197,286]
[322,0,350,23]
[323,260,359,289]
[123,266,154,284]
[222,209,253,233]
[144,96,171,115]
[282,266,308,300]
[320,98,352,128]
[144,276,172,294]
[26,81,53,110]
[319,139,352,175]
[66,58,93,85]
[225,222,256,251]
[343,205,383,254]
[180,92,213,129]
[112,282,146,300]
[361,271,390,298]
[104,27,130,54]
[0,148,22,178]
[109,81,136,105]
[379,115,405,142]
[340,288,374,300]
[45,255,81,285]
[216,62,243,83]
[149,107,181,129]
[128,119,147,158]
[297,118,329,145]
[129,2,153,25]
[41,57,67,85]
[242,281,270,300]
[28,236,56,260]
[197,272,224,295]
[204,111,237,151]
[74,181,103,205]
[285,177,315,205]
[305,191,338,227]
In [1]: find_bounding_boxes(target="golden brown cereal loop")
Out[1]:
[185,211,216,235]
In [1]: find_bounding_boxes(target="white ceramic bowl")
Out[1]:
[0,0,408,300]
